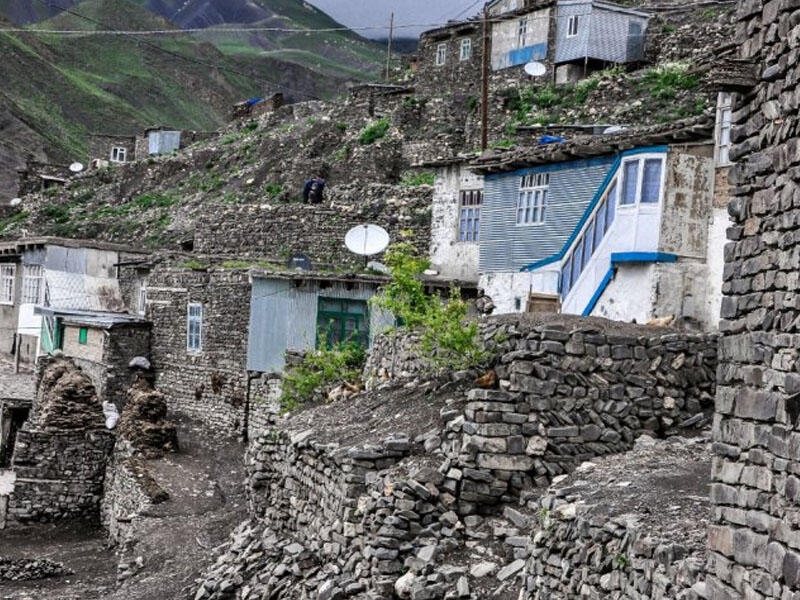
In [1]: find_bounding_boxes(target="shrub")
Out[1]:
[279,341,365,412]
[641,63,699,100]
[358,117,391,145]
[400,172,435,187]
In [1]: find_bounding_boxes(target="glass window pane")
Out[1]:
[621,161,638,205]
[606,181,617,227]
[641,159,663,203]
[594,201,606,247]
[571,243,583,286]
[584,219,595,261]
[562,254,573,298]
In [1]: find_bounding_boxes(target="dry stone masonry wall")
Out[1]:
[706,0,800,598]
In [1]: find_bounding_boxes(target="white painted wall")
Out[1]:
[430,165,482,282]
[491,7,550,70]
[591,263,656,324]
[703,207,730,330]
[479,268,559,314]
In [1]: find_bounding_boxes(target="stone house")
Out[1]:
[424,157,484,284]
[415,0,649,95]
[470,117,731,330]
[0,237,146,366]
[33,307,150,410]
[89,134,137,165]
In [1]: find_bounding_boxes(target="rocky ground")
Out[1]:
[0,416,246,600]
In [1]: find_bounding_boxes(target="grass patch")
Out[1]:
[0,211,29,235]
[400,172,435,187]
[641,63,700,100]
[358,117,391,145]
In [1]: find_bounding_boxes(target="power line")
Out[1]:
[23,0,325,101]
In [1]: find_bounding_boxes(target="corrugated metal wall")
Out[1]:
[479,156,615,273]
[246,277,390,373]
[555,1,647,64]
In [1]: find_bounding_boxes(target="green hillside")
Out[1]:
[0,0,383,170]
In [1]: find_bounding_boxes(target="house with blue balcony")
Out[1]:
[471,117,731,330]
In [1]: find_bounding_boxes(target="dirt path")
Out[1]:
[0,417,247,600]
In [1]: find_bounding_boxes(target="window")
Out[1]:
[436,43,447,66]
[594,201,606,248]
[641,159,663,203]
[518,17,528,47]
[517,172,550,225]
[21,265,43,304]
[0,264,14,304]
[620,157,664,206]
[187,302,203,352]
[78,327,88,345]
[460,38,472,61]
[605,181,617,228]
[583,219,595,263]
[561,252,573,298]
[459,189,482,242]
[567,15,579,37]
[621,161,639,205]
[317,298,369,348]
[716,92,733,166]
[137,286,147,316]
[110,146,127,163]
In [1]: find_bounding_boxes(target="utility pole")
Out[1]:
[385,12,394,82]
[481,8,490,151]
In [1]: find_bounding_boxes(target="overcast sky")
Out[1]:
[306,1,483,39]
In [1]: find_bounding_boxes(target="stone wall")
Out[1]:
[193,184,432,269]
[6,429,114,525]
[523,436,711,599]
[415,22,484,100]
[705,0,800,597]
[146,267,250,434]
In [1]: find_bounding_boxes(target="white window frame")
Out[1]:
[715,92,733,166]
[458,189,482,242]
[0,264,15,305]
[516,172,550,225]
[517,17,528,47]
[137,285,147,316]
[567,15,579,37]
[110,146,127,163]
[460,38,472,61]
[436,43,447,66]
[618,155,666,209]
[187,302,203,353]
[21,265,44,304]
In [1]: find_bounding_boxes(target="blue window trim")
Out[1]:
[580,252,677,316]
[519,146,669,273]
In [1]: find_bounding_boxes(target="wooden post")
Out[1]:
[385,12,394,82]
[481,8,490,151]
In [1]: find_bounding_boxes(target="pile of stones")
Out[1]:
[0,557,72,581]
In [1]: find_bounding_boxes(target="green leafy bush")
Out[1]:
[400,172,435,187]
[641,63,699,100]
[372,243,485,371]
[358,117,391,145]
[279,341,365,412]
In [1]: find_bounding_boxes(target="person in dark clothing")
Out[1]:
[302,174,326,204]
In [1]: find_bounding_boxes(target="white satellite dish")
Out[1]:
[524,61,546,77]
[603,125,628,135]
[345,224,390,257]
[9,198,22,206]
[69,162,84,173]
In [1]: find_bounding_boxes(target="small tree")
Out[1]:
[372,243,485,371]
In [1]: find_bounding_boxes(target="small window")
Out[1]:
[317,297,369,348]
[567,15,579,37]
[436,43,447,66]
[561,252,573,298]
[460,38,472,61]
[583,219,595,262]
[110,146,127,163]
[514,297,522,311]
[605,181,617,228]
[187,302,203,352]
[137,286,147,316]
[621,161,639,205]
[716,92,733,166]
[21,265,43,304]
[0,264,15,305]
[459,189,482,242]
[518,17,528,47]
[78,327,88,345]
[641,159,663,203]
[594,200,607,248]
[517,172,550,225]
